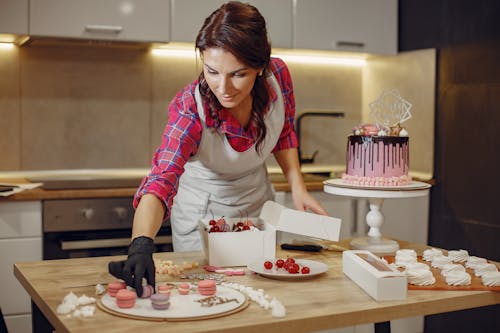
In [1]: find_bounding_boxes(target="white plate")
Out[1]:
[99,284,247,320]
[247,258,328,280]
[324,178,431,191]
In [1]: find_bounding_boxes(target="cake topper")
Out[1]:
[369,90,412,128]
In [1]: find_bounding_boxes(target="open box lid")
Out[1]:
[259,200,341,242]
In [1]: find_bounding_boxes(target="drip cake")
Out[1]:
[342,90,413,187]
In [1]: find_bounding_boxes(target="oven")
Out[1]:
[42,198,172,260]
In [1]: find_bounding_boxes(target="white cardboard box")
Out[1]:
[343,250,407,301]
[199,200,341,267]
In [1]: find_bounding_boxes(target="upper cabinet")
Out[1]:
[29,0,170,43]
[293,0,398,55]
[170,0,293,48]
[0,0,28,34]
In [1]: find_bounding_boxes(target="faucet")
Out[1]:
[296,110,345,165]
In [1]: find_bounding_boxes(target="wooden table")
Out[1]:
[14,240,500,333]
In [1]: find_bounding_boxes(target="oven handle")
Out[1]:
[60,236,172,250]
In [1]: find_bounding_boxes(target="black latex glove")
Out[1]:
[108,236,155,297]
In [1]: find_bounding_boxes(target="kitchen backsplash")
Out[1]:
[0,43,434,175]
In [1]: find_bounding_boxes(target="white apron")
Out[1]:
[170,73,285,252]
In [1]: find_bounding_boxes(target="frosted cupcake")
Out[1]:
[447,249,469,262]
[445,271,471,286]
[423,248,443,262]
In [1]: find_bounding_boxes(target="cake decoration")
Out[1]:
[195,295,239,307]
[342,90,413,186]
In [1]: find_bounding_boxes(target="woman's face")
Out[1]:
[202,48,260,110]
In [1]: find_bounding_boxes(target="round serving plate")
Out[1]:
[97,284,249,321]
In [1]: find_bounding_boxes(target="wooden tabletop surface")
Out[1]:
[14,240,500,333]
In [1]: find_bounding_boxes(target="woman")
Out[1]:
[110,1,327,296]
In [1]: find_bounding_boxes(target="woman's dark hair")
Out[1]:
[195,1,271,154]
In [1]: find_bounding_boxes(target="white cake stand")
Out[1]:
[323,179,431,254]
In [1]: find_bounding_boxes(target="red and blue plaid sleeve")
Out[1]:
[270,57,298,152]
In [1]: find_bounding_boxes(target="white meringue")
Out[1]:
[431,255,452,269]
[473,263,498,277]
[441,263,466,277]
[406,268,436,286]
[447,249,469,262]
[423,248,443,261]
[481,271,500,286]
[465,256,488,269]
[445,271,471,286]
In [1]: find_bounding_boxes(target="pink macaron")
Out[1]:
[197,279,217,296]
[107,281,126,297]
[150,293,170,310]
[115,289,136,308]
[177,283,191,295]
[140,284,154,298]
[158,284,171,297]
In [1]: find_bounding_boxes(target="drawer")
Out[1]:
[0,201,42,239]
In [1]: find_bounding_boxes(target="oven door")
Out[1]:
[43,227,172,259]
[42,198,173,260]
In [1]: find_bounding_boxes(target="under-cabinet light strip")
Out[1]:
[0,42,15,50]
[151,47,366,67]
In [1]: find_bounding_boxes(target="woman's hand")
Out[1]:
[291,187,328,215]
[274,148,329,216]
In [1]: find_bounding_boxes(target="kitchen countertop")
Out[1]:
[0,166,433,202]
[14,239,500,333]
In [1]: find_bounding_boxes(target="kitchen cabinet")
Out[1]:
[0,201,42,333]
[0,0,28,35]
[170,0,293,48]
[29,0,170,43]
[293,0,397,55]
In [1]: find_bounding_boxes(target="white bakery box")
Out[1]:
[198,200,341,267]
[343,250,407,301]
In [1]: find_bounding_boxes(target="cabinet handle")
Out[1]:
[336,41,365,48]
[84,25,123,34]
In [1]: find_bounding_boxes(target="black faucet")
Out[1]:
[296,110,345,165]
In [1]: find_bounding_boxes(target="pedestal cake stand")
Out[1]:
[323,179,431,254]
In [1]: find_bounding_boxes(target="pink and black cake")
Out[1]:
[342,90,414,187]
[342,124,411,186]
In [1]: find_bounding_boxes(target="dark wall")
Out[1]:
[399,0,500,332]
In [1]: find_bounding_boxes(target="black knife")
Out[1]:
[280,243,323,252]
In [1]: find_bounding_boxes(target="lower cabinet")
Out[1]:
[0,201,43,333]
[274,190,428,333]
